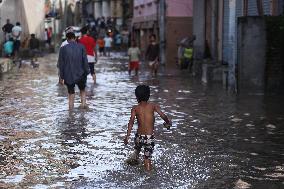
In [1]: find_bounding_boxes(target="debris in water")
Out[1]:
[234,179,251,189]
[266,124,276,129]
[231,118,242,123]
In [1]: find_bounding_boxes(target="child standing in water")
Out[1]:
[124,85,172,171]
[127,40,141,76]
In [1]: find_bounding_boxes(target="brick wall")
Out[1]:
[166,17,193,66]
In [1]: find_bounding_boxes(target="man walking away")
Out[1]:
[2,19,14,42]
[12,22,22,64]
[79,26,97,83]
[29,34,40,68]
[57,26,73,84]
[104,34,113,57]
[58,32,90,110]
[145,34,159,76]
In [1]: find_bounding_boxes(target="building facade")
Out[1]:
[0,0,46,43]
[193,0,284,92]
[82,0,131,27]
[132,0,193,66]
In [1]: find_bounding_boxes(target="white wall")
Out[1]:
[0,0,45,42]
[22,0,45,39]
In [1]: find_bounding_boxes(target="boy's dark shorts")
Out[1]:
[65,76,87,94]
[134,133,155,159]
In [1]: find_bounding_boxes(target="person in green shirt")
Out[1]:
[182,46,193,70]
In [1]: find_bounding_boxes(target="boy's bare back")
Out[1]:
[124,85,171,147]
[131,102,169,135]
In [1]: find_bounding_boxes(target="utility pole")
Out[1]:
[53,0,57,51]
[159,0,166,65]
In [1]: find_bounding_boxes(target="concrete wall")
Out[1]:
[222,0,238,91]
[265,16,284,91]
[94,0,124,19]
[22,0,45,39]
[0,0,45,42]
[193,0,206,60]
[166,17,193,66]
[237,17,266,91]
[133,0,158,19]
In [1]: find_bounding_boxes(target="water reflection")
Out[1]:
[57,112,88,146]
[0,54,283,188]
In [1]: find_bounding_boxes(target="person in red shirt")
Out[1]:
[79,26,97,83]
[47,27,52,45]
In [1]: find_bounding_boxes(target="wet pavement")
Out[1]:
[0,53,284,189]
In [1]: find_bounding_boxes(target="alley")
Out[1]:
[0,54,284,188]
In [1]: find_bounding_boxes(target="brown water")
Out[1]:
[0,53,284,189]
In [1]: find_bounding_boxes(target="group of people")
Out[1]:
[2,19,22,59]
[57,26,172,172]
[2,19,43,67]
[58,26,162,111]
[58,25,123,109]
[86,16,116,33]
[96,34,113,57]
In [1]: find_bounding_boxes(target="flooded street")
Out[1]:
[0,53,284,189]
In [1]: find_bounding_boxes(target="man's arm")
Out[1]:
[124,107,136,145]
[154,104,171,125]
[82,47,90,75]
[93,40,97,61]
[58,47,65,80]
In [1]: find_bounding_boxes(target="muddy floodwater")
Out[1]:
[0,53,284,189]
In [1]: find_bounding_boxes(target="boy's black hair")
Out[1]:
[16,22,20,26]
[66,32,75,40]
[135,85,150,103]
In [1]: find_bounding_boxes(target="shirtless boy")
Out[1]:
[124,85,172,171]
